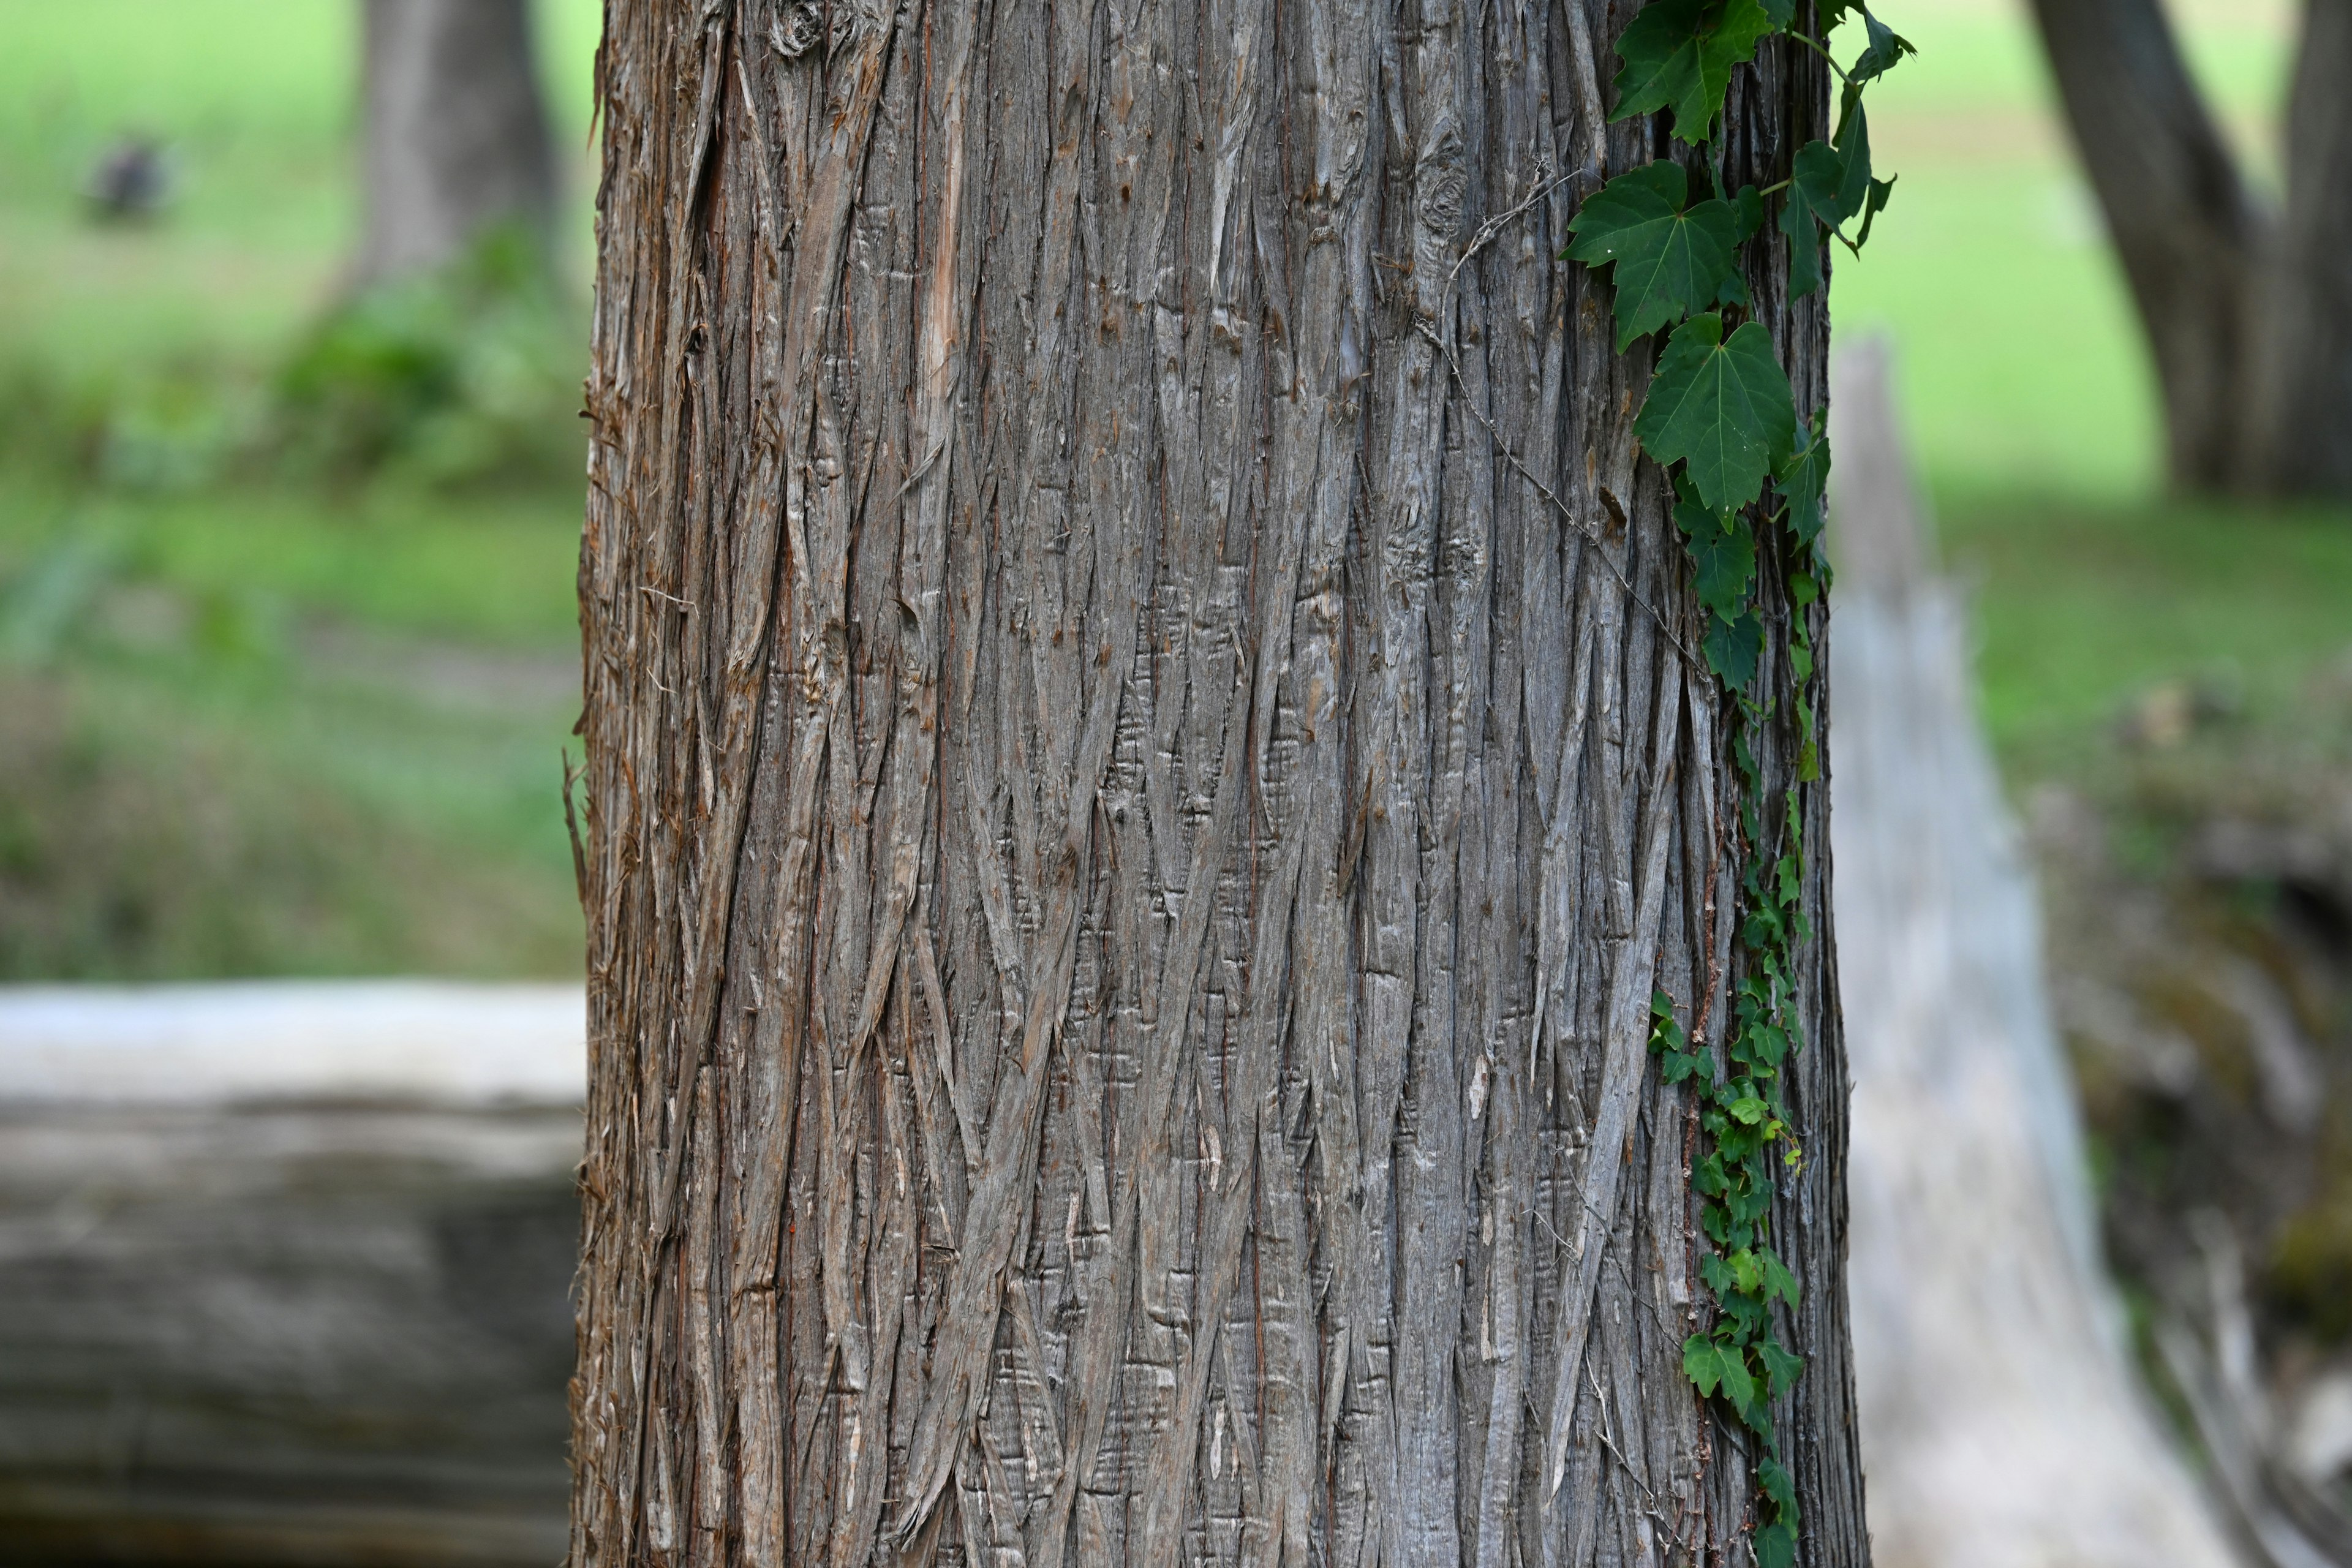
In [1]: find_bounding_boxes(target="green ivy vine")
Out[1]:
[1559,2,1913,1563]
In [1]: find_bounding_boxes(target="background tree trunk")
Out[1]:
[2254,0,2352,496]
[2024,0,2269,494]
[355,0,557,286]
[2027,0,2352,499]
[570,4,1863,1566]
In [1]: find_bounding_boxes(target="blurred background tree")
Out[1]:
[2031,0,2352,496]
[355,0,557,288]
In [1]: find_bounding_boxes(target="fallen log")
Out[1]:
[1829,338,2247,1567]
[0,982,582,1566]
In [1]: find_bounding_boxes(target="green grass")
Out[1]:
[0,0,2346,977]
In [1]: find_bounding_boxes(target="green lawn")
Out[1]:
[0,0,2344,976]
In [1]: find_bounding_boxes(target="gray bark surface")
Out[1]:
[571,4,1863,1566]
[357,0,559,285]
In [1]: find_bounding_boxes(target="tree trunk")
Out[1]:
[2027,0,2352,499]
[2025,0,2270,494]
[570,4,1863,1567]
[356,0,557,286]
[2254,0,2352,495]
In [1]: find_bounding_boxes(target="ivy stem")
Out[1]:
[1757,178,1792,197]
[1784,28,1851,85]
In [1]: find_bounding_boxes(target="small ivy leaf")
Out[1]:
[1672,481,1757,619]
[1780,182,1826,301]
[1728,1247,1765,1295]
[1760,1246,1801,1308]
[1612,0,1779,146]
[1850,7,1918,84]
[1757,0,1796,24]
[1782,135,1866,298]
[1752,1519,1797,1568]
[1757,1456,1798,1513]
[1775,410,1830,550]
[1704,608,1763,691]
[1727,1095,1771,1125]
[1730,182,1766,243]
[1855,173,1897,248]
[1566,160,1743,351]
[1757,1335,1804,1396]
[1652,989,1678,1021]
[1683,1334,1727,1396]
[1828,97,1876,226]
[1719,1344,1758,1412]
[1635,313,1797,515]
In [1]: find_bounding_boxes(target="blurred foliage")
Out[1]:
[271,227,586,488]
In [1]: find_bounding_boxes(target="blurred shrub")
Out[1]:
[270,225,584,489]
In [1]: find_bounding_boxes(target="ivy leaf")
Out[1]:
[1752,1520,1797,1568]
[1775,410,1830,549]
[1730,183,1766,242]
[1673,481,1756,619]
[1826,99,1876,226]
[1759,1246,1801,1308]
[1855,174,1897,248]
[1683,1335,1723,1395]
[1683,1335,1753,1411]
[1612,0,1779,146]
[1780,183,1825,301]
[1757,0,1795,23]
[1635,313,1797,515]
[1757,1456,1798,1513]
[1757,1335,1804,1395]
[1781,130,1867,298]
[1705,609,1763,691]
[1566,161,1743,351]
[1850,7,1917,84]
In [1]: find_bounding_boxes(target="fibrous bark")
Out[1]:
[2027,0,2352,498]
[570,4,1863,1567]
[356,0,558,285]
